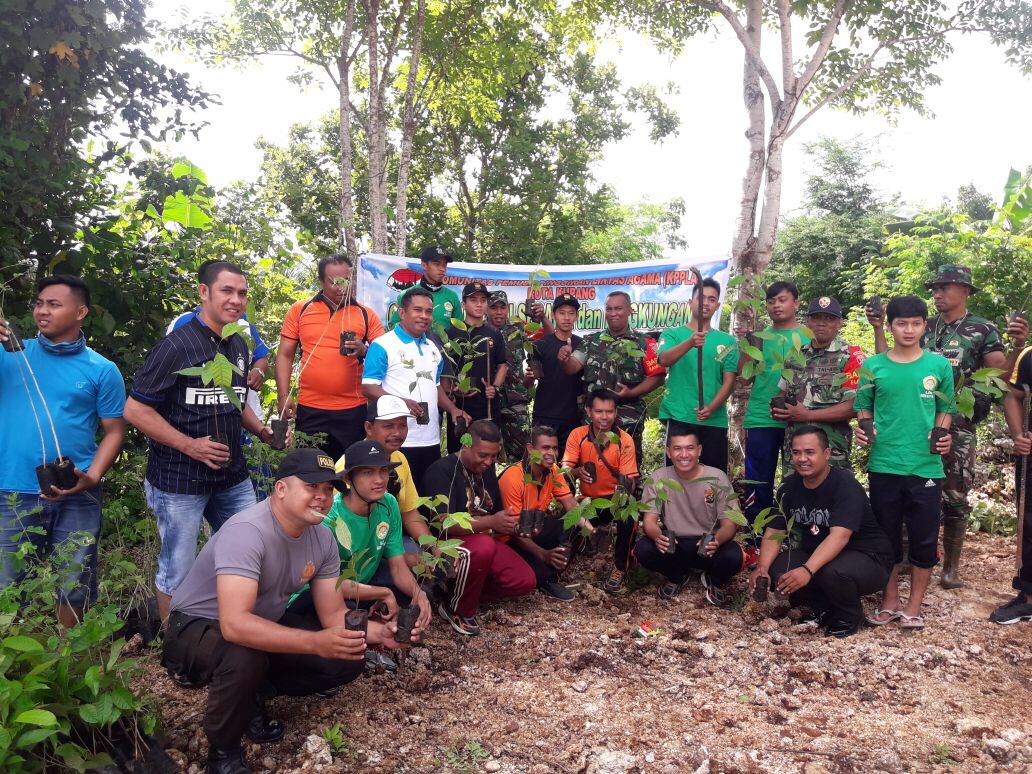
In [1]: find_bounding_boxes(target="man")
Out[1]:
[562,388,640,595]
[162,448,416,774]
[420,420,536,636]
[561,291,665,459]
[740,281,810,537]
[319,440,432,625]
[855,296,954,629]
[771,296,864,471]
[498,426,593,602]
[750,426,894,637]
[277,253,385,461]
[996,345,1032,623]
[658,278,739,472]
[125,261,278,623]
[487,291,550,461]
[362,287,470,486]
[531,292,584,453]
[868,265,1007,589]
[440,281,509,453]
[0,275,126,627]
[635,427,744,605]
[388,245,462,333]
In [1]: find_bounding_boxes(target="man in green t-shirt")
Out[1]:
[739,281,810,540]
[658,277,739,472]
[854,296,954,630]
[321,440,432,631]
[388,245,462,334]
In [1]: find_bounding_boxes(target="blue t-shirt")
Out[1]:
[0,339,126,493]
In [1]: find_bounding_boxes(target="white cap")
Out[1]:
[372,394,414,421]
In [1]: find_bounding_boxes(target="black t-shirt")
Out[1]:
[775,467,892,566]
[441,322,509,418]
[130,318,250,494]
[532,332,583,422]
[419,454,501,529]
[1010,347,1032,424]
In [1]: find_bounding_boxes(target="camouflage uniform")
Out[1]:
[497,320,533,462]
[572,329,665,460]
[778,336,865,471]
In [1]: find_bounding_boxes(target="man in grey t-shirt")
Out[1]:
[162,448,420,774]
[634,427,745,606]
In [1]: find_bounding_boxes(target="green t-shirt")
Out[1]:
[743,326,811,429]
[389,285,462,333]
[853,350,955,479]
[658,327,740,428]
[322,492,405,584]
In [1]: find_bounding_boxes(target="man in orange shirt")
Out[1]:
[276,254,385,460]
[498,426,593,601]
[562,388,640,595]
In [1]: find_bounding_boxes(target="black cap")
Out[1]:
[462,281,489,300]
[553,292,580,311]
[488,290,508,306]
[275,448,345,491]
[805,296,843,318]
[339,440,401,477]
[419,245,452,264]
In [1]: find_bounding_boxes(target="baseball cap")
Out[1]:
[462,281,489,300]
[338,440,402,477]
[275,448,345,491]
[368,394,414,421]
[488,290,508,306]
[553,292,581,312]
[805,296,843,318]
[419,245,453,264]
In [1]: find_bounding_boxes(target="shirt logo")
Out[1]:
[317,455,334,470]
[444,302,454,314]
[716,344,727,357]
[184,386,247,405]
[922,376,938,392]
[376,522,390,541]
[925,479,936,488]
[704,487,715,504]
[299,561,316,584]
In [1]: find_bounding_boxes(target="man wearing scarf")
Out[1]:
[0,275,126,627]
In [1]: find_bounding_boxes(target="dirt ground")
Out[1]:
[139,530,1031,774]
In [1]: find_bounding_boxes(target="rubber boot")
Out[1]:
[940,519,966,589]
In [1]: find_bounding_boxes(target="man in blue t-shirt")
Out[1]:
[0,275,126,627]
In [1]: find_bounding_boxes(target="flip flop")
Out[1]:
[865,608,901,626]
[898,613,925,630]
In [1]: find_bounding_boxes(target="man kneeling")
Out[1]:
[749,426,893,637]
[163,449,415,774]
[635,427,744,605]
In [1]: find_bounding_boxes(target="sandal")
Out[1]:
[865,608,901,626]
[898,613,925,629]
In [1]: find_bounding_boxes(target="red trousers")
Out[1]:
[448,534,536,617]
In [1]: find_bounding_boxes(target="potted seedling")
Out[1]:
[727,494,794,602]
[930,368,1009,454]
[439,321,493,420]
[330,515,375,634]
[397,352,437,426]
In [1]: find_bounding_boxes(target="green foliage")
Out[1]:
[437,739,491,773]
[968,500,1016,537]
[929,742,958,766]
[320,722,349,757]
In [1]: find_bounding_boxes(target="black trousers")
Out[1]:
[769,548,889,627]
[591,508,637,572]
[635,534,743,586]
[509,515,569,587]
[1015,456,1032,594]
[868,471,942,568]
[664,420,729,473]
[403,444,443,491]
[296,404,367,462]
[162,608,363,752]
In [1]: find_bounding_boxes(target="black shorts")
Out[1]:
[868,471,942,568]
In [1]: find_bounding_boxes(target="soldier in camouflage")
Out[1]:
[868,265,1008,588]
[560,291,665,461]
[772,297,865,472]
[487,291,550,462]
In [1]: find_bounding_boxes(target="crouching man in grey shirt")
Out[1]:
[162,448,420,774]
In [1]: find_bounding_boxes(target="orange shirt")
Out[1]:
[562,425,638,498]
[497,462,573,543]
[281,297,385,410]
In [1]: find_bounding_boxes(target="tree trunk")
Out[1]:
[337,0,358,259]
[392,0,426,258]
[363,0,389,253]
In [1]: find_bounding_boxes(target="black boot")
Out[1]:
[245,695,284,744]
[940,519,966,589]
[207,748,251,774]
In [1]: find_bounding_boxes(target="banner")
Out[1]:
[356,254,731,332]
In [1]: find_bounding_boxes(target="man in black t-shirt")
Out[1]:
[750,425,892,637]
[530,293,583,452]
[440,282,509,453]
[997,346,1032,624]
[125,261,279,623]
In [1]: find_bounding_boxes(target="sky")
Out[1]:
[150,1,1032,256]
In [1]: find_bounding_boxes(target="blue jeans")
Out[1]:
[0,487,103,607]
[744,427,786,531]
[146,478,257,596]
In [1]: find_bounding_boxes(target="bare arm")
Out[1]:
[124,396,194,453]
[801,526,851,573]
[275,336,300,416]
[623,373,664,399]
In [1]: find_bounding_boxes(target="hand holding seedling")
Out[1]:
[528,301,546,322]
[748,567,771,594]
[771,402,809,422]
[448,407,473,426]
[279,395,297,421]
[313,626,365,660]
[854,420,875,446]
[575,466,595,485]
[613,382,633,400]
[931,429,953,455]
[342,337,367,358]
[864,300,884,328]
[776,566,812,594]
[488,508,519,536]
[701,536,720,557]
[542,547,569,571]
[1007,313,1029,347]
[183,435,232,470]
[0,317,10,343]
[40,466,99,500]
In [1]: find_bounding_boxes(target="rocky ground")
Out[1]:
[138,530,1031,774]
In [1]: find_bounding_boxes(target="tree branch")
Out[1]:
[794,0,848,96]
[700,0,782,108]
[777,0,794,98]
[378,0,413,102]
